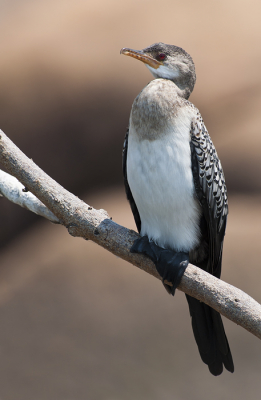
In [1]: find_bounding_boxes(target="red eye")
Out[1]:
[157,53,166,61]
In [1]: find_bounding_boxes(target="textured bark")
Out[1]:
[0,169,59,223]
[0,129,261,340]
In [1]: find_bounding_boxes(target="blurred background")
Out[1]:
[0,0,261,398]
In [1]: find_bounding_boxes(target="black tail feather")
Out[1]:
[185,294,234,376]
[130,236,234,375]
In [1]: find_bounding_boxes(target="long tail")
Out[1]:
[185,294,234,376]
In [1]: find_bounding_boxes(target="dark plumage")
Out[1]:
[121,42,234,375]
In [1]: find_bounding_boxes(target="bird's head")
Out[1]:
[120,42,196,99]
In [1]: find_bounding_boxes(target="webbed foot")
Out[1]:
[130,236,189,295]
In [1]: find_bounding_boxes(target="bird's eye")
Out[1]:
[156,53,166,61]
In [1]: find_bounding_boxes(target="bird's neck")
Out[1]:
[168,78,191,99]
[175,84,191,99]
[147,66,193,99]
[130,79,191,141]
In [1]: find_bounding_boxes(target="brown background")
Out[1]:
[0,0,261,399]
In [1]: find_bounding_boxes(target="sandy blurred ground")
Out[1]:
[0,188,260,400]
[0,0,261,399]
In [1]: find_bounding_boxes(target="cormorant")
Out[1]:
[121,42,234,376]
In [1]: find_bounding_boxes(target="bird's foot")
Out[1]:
[130,236,189,296]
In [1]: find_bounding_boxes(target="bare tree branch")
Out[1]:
[0,129,261,340]
[0,169,59,223]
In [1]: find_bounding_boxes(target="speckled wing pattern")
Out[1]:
[123,128,141,233]
[190,112,228,278]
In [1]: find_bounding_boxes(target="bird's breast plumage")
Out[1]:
[130,79,184,140]
[127,79,202,252]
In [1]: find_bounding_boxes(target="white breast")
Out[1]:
[127,108,201,252]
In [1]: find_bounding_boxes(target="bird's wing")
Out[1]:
[190,113,228,278]
[123,128,141,233]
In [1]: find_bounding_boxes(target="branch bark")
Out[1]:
[0,129,261,339]
[0,169,59,223]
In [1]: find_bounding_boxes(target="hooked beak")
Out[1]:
[120,47,162,69]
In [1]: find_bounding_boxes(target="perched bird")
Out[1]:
[121,42,234,376]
